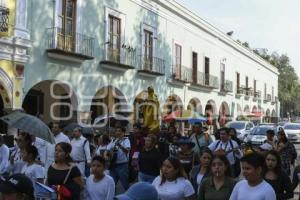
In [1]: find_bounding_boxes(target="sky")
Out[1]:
[175,0,300,77]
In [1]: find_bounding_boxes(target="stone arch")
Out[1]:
[205,99,217,125]
[244,105,250,115]
[90,85,128,123]
[162,94,183,116]
[0,68,13,108]
[252,106,258,113]
[271,109,276,117]
[219,101,230,126]
[188,98,202,114]
[23,80,78,123]
[236,103,242,117]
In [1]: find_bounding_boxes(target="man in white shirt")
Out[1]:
[108,127,131,190]
[0,136,9,176]
[230,153,276,200]
[44,122,70,171]
[208,127,243,177]
[70,127,91,176]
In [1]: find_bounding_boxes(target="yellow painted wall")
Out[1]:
[0,60,14,79]
[0,0,16,37]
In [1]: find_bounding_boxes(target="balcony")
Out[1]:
[46,27,94,63]
[253,90,261,101]
[171,65,191,83]
[101,43,137,71]
[264,94,272,103]
[137,56,165,77]
[235,86,245,98]
[220,80,233,93]
[271,96,278,105]
[0,6,9,33]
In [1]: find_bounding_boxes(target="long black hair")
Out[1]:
[55,142,73,165]
[264,150,282,176]
[160,157,187,185]
[211,154,232,177]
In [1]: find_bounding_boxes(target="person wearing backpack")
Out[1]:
[70,127,91,177]
[208,128,243,178]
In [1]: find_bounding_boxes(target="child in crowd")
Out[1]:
[85,156,115,200]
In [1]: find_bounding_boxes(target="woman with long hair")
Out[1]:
[189,148,213,194]
[47,142,83,200]
[198,155,236,200]
[276,130,297,175]
[152,157,195,200]
[263,150,293,200]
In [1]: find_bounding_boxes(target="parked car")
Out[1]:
[277,121,288,127]
[283,123,300,143]
[244,124,277,145]
[225,121,255,141]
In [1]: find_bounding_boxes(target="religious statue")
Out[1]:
[142,87,160,134]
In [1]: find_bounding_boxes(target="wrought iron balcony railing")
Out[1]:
[221,80,233,92]
[264,94,272,102]
[172,65,191,82]
[254,90,261,98]
[138,55,165,75]
[237,85,245,95]
[46,27,94,58]
[0,6,9,32]
[103,43,137,68]
[196,72,219,89]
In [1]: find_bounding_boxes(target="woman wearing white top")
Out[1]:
[152,157,195,200]
[86,156,115,200]
[21,145,45,197]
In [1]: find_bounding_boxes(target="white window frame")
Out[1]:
[141,23,157,65]
[104,7,126,61]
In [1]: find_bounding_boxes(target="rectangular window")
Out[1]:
[272,86,274,101]
[57,0,76,51]
[175,44,182,79]
[143,29,153,70]
[108,15,121,62]
[245,76,249,95]
[264,83,267,100]
[220,63,225,90]
[192,52,198,83]
[205,57,210,85]
[236,73,240,93]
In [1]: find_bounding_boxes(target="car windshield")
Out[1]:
[284,124,300,130]
[251,126,274,135]
[228,122,245,129]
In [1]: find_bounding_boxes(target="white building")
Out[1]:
[23,0,279,126]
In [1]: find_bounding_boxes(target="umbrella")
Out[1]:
[0,111,55,144]
[63,122,94,135]
[93,113,128,125]
[176,110,207,124]
[162,110,181,122]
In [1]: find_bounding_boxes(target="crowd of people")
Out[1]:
[0,121,299,200]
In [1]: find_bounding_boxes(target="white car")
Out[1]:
[226,121,255,140]
[283,123,300,143]
[245,124,277,145]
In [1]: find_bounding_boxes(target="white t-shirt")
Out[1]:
[86,175,115,200]
[229,180,276,200]
[21,163,45,182]
[152,176,195,200]
[196,173,204,194]
[108,138,131,164]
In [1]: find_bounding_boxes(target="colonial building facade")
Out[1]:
[21,0,279,125]
[0,0,31,133]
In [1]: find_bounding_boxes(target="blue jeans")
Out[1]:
[110,163,129,190]
[138,172,156,183]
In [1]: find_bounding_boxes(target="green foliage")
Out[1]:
[236,39,300,117]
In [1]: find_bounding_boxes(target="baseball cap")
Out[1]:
[114,182,158,200]
[0,174,34,196]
